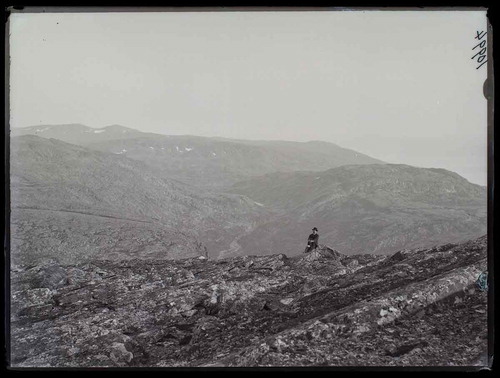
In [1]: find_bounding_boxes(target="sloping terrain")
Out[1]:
[10,236,488,367]
[10,208,207,266]
[11,124,154,145]
[86,137,384,189]
[12,124,384,188]
[10,135,268,263]
[230,164,487,256]
[9,134,487,261]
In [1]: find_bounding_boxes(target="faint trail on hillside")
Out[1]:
[217,223,257,259]
[12,206,154,224]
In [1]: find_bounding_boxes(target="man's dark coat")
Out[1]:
[305,233,319,252]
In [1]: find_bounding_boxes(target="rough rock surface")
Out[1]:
[10,236,488,367]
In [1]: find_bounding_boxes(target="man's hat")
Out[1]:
[312,227,318,231]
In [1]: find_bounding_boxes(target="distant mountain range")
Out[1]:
[12,124,384,189]
[229,164,487,255]
[11,124,154,144]
[9,124,487,261]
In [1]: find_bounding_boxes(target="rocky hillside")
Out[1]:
[230,164,487,256]
[10,135,487,262]
[10,136,268,264]
[10,236,488,367]
[12,124,384,189]
[10,208,208,266]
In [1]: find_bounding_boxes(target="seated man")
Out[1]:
[304,227,319,253]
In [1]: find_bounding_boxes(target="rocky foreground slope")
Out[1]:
[10,236,488,367]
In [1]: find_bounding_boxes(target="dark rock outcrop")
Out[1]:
[10,236,488,367]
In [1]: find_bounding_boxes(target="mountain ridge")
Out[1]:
[229,164,487,256]
[12,123,384,189]
[11,123,374,150]
[10,126,487,259]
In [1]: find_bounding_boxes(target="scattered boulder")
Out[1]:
[387,250,409,263]
[303,246,342,261]
[110,342,133,365]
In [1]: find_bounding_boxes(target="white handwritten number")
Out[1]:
[472,31,487,70]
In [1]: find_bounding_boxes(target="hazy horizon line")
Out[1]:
[11,122,356,146]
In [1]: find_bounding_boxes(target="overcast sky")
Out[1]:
[9,10,488,185]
